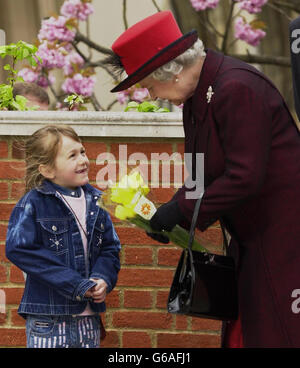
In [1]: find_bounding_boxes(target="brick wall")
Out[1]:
[0,132,223,348]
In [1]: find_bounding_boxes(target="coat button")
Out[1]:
[76,296,81,301]
[52,225,57,231]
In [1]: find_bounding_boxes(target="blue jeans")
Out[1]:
[26,314,101,348]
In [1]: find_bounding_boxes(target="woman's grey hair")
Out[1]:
[150,38,206,81]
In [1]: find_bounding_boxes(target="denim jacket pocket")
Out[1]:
[40,220,69,258]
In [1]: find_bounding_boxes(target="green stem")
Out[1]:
[10,56,16,88]
[130,216,207,253]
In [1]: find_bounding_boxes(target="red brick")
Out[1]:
[123,331,152,348]
[3,288,23,304]
[112,311,172,330]
[191,317,222,332]
[176,142,185,156]
[156,290,169,309]
[101,330,120,348]
[157,332,221,348]
[82,141,107,160]
[0,224,8,242]
[0,244,7,262]
[0,203,15,221]
[147,187,176,204]
[117,227,156,246]
[0,313,7,325]
[0,182,9,200]
[124,290,152,309]
[176,315,188,330]
[9,266,25,284]
[201,226,223,247]
[0,141,8,158]
[0,162,25,179]
[11,310,25,327]
[11,182,25,200]
[157,247,182,267]
[12,140,25,159]
[117,268,174,287]
[106,289,120,308]
[124,247,153,265]
[110,142,173,159]
[0,328,26,346]
[0,264,7,282]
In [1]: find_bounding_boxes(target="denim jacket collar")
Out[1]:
[37,180,102,198]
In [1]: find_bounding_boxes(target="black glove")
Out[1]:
[146,231,170,244]
[150,200,184,232]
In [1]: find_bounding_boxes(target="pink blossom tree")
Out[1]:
[17,0,296,111]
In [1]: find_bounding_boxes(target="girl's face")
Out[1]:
[50,135,90,189]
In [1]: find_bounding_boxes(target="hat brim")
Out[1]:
[110,30,198,93]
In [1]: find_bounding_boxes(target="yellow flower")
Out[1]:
[115,205,136,220]
[110,172,149,206]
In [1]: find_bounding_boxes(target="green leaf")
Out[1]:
[124,100,170,113]
[157,107,170,112]
[124,101,139,111]
[3,64,11,71]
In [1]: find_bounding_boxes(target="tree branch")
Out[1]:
[72,41,89,62]
[84,60,119,81]
[106,99,118,111]
[89,92,102,111]
[222,1,235,53]
[123,0,128,30]
[75,32,113,56]
[272,0,300,14]
[204,10,224,38]
[266,1,293,21]
[228,53,291,67]
[196,12,221,51]
[152,0,161,12]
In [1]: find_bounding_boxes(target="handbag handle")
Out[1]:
[187,196,229,253]
[187,197,202,251]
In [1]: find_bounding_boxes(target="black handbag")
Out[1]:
[167,197,238,320]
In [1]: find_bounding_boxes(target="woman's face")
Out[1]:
[139,75,193,106]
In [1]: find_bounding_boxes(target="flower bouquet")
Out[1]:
[97,171,207,252]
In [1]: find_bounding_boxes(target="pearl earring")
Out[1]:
[175,77,179,83]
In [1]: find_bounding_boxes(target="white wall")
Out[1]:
[78,0,170,110]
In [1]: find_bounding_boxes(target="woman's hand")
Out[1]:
[150,200,183,231]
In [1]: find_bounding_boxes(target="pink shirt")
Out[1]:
[59,189,95,316]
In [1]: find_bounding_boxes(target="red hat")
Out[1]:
[110,11,197,92]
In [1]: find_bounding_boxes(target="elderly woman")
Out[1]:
[106,11,300,348]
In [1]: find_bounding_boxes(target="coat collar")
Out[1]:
[37,179,101,197]
[190,48,224,122]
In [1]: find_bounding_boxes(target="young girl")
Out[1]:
[6,125,121,348]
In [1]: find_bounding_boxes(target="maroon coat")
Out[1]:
[175,49,300,347]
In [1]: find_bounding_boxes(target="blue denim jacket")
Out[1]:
[5,180,121,318]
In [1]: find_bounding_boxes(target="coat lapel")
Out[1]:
[192,49,225,123]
